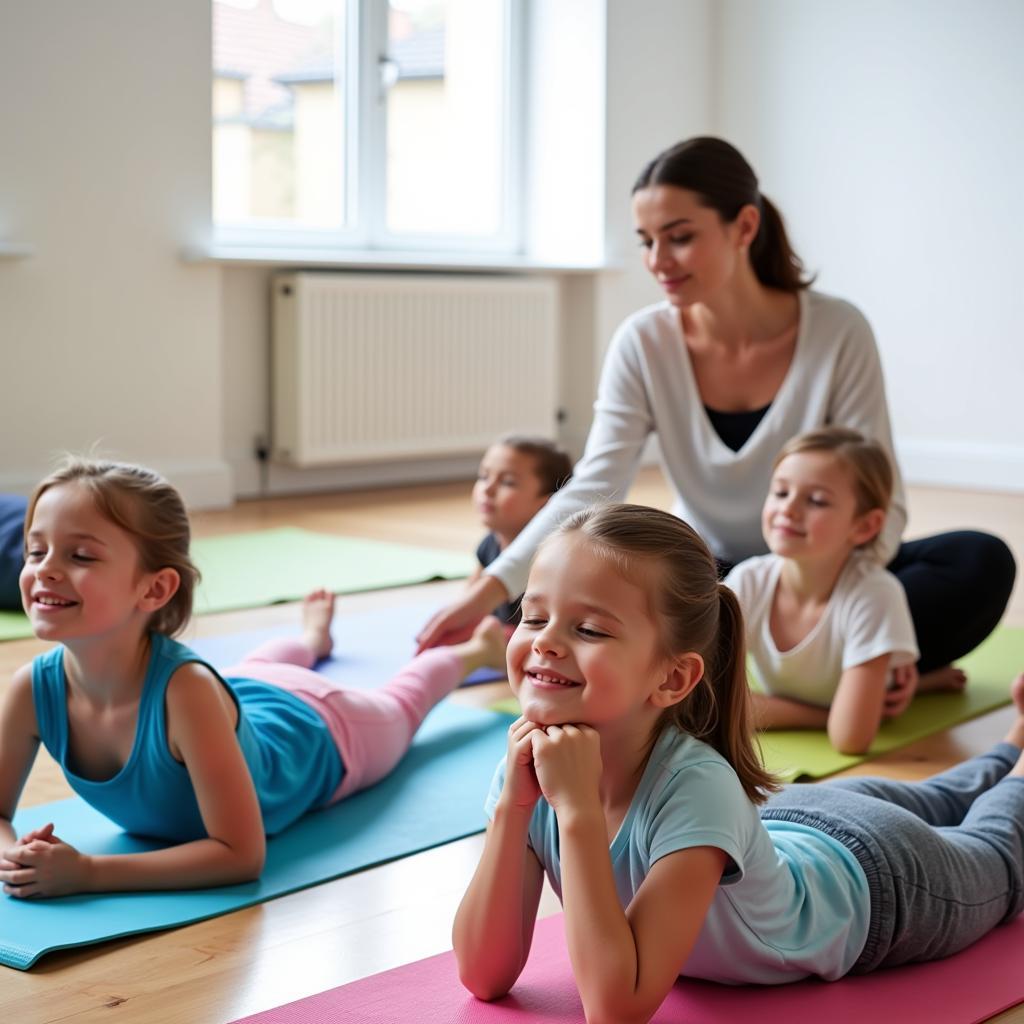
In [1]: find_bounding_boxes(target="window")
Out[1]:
[212,0,521,253]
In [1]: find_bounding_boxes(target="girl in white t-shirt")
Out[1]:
[725,427,923,754]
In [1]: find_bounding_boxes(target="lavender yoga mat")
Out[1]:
[189,599,506,687]
[230,912,1024,1024]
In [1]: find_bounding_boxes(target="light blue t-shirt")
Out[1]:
[485,728,870,984]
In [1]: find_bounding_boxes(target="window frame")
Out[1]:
[212,0,525,256]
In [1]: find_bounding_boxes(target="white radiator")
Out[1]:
[271,272,560,468]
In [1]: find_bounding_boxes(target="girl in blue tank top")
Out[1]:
[0,457,505,897]
[453,504,1024,1021]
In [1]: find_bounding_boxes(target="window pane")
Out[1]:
[212,0,348,228]
[385,0,507,237]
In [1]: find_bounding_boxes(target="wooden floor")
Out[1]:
[1,468,1022,1023]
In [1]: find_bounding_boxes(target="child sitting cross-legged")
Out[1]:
[0,457,506,897]
[724,427,930,754]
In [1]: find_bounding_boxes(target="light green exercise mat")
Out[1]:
[190,528,473,613]
[0,528,474,640]
[0,612,31,643]
[491,626,1024,780]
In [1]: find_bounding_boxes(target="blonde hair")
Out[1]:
[25,456,199,636]
[554,503,778,804]
[774,427,893,516]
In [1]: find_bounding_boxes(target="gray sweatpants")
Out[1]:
[761,742,1024,973]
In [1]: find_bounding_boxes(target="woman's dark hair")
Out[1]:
[633,136,814,293]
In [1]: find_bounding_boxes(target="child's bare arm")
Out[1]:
[453,807,545,999]
[534,725,725,1024]
[567,839,724,1024]
[2,663,266,897]
[827,653,891,754]
[453,718,545,999]
[749,691,830,731]
[0,664,41,850]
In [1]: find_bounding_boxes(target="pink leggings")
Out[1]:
[223,639,465,803]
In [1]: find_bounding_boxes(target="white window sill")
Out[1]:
[182,244,613,275]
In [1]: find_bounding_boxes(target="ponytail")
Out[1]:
[750,194,814,293]
[712,585,779,803]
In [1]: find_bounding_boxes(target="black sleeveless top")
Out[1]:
[704,404,771,453]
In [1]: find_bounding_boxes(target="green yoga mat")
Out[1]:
[0,528,474,641]
[491,626,1024,781]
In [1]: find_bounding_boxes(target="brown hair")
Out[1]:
[775,428,893,520]
[555,503,778,803]
[633,136,814,293]
[25,456,199,636]
[496,434,573,496]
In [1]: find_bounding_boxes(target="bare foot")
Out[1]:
[301,589,335,661]
[452,616,509,677]
[917,665,968,694]
[471,615,510,671]
[1012,672,1024,715]
[1006,673,1024,762]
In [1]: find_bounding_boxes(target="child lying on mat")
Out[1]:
[0,457,506,897]
[454,503,1024,1024]
[724,427,933,754]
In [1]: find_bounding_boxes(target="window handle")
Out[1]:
[377,55,399,100]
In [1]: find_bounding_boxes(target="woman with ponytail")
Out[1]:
[453,504,1024,1022]
[419,137,1014,693]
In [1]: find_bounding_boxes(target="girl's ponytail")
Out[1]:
[714,584,779,803]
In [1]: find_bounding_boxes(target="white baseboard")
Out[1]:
[0,459,234,511]
[896,440,1024,494]
[231,453,483,501]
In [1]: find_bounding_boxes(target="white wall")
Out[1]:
[0,1,229,506]
[2,1,1020,510]
[596,0,715,386]
[716,0,1024,491]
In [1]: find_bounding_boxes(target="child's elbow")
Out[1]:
[828,726,875,756]
[241,851,265,881]
[232,836,266,882]
[457,966,513,1003]
[582,999,657,1024]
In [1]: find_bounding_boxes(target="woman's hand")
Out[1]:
[531,724,603,815]
[417,576,509,653]
[1,824,90,898]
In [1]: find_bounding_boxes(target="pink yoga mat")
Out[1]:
[231,911,1024,1024]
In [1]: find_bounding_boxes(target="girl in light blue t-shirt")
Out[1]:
[454,502,1024,1022]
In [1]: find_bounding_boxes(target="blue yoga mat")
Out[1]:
[1,606,513,969]
[188,599,507,687]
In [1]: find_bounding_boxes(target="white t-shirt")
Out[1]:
[484,728,870,984]
[725,553,919,706]
[485,290,907,599]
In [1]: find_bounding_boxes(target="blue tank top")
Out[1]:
[31,634,343,841]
